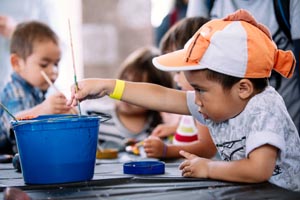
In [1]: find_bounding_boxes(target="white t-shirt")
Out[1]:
[96,106,154,151]
[186,86,300,191]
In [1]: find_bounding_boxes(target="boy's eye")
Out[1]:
[54,62,59,67]
[194,87,205,94]
[39,63,48,68]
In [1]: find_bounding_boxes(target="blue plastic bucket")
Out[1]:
[11,114,105,184]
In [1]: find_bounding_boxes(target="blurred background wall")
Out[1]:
[82,0,154,79]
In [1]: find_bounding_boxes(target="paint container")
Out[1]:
[11,114,109,184]
[96,148,118,159]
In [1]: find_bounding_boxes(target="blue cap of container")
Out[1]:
[123,161,165,175]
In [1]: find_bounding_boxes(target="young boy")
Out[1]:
[0,21,74,154]
[67,10,300,191]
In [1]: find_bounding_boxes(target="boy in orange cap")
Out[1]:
[68,10,300,191]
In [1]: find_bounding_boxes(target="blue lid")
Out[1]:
[123,161,165,175]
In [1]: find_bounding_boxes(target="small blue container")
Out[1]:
[11,114,105,185]
[123,161,165,175]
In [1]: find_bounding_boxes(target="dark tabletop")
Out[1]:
[1,153,300,200]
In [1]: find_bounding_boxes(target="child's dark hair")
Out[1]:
[160,16,210,54]
[10,21,59,60]
[118,46,174,129]
[204,69,268,92]
[118,46,173,88]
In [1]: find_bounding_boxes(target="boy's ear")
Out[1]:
[237,79,254,99]
[10,53,23,72]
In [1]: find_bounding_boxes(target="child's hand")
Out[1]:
[41,93,73,114]
[143,136,167,158]
[67,107,78,115]
[67,79,114,107]
[179,150,210,178]
[0,15,16,38]
[151,124,177,138]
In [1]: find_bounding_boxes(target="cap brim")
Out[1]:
[153,49,205,72]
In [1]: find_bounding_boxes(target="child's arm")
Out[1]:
[68,79,190,115]
[144,136,217,158]
[179,144,278,183]
[144,124,216,158]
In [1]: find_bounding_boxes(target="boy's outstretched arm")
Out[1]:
[67,79,190,115]
[179,144,278,183]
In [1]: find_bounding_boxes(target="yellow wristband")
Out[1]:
[109,79,125,100]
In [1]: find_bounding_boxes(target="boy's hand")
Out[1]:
[179,150,210,178]
[68,107,78,115]
[67,79,114,107]
[41,93,73,114]
[143,136,166,158]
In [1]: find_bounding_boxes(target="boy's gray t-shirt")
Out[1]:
[186,86,300,191]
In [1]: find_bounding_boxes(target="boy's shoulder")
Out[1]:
[243,86,293,128]
[246,87,285,115]
[248,86,284,109]
[2,73,29,98]
[1,72,44,111]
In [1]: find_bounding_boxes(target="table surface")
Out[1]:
[1,153,300,200]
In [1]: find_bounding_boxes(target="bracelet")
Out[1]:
[162,143,167,158]
[109,79,125,100]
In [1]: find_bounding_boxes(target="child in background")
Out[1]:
[144,17,216,159]
[93,46,173,151]
[68,10,300,191]
[0,21,74,154]
[150,16,211,139]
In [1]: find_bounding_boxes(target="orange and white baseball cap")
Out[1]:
[153,9,295,78]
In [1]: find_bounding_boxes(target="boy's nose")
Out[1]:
[51,65,59,73]
[46,67,58,82]
[195,97,203,108]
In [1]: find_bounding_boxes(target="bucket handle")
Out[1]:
[88,111,112,123]
[86,111,112,123]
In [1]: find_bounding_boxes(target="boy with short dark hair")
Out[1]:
[0,21,74,154]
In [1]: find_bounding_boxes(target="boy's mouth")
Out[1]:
[199,110,209,120]
[202,113,209,120]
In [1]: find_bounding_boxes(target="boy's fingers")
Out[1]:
[66,98,77,107]
[179,160,189,170]
[66,99,72,106]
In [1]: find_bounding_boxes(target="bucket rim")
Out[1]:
[11,113,111,127]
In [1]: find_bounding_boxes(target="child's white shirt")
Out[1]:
[187,86,300,191]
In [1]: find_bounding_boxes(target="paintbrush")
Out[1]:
[68,19,82,116]
[0,102,18,122]
[40,70,60,93]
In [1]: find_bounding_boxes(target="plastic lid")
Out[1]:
[123,161,165,175]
